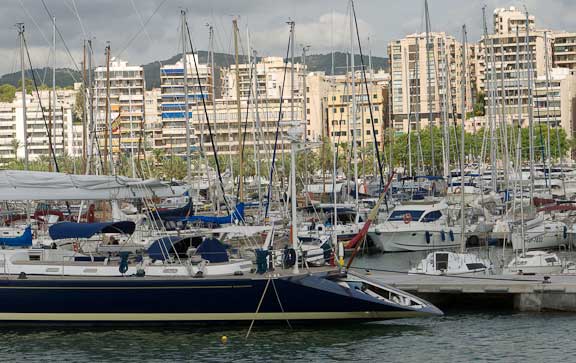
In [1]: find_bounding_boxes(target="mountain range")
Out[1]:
[0,52,388,93]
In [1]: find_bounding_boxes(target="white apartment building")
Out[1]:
[94,57,145,156]
[493,7,535,35]
[160,54,211,156]
[388,32,475,133]
[221,57,305,101]
[534,68,576,138]
[553,32,576,70]
[4,90,78,163]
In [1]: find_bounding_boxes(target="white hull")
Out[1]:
[369,224,461,252]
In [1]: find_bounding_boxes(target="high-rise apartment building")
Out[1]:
[93,57,145,156]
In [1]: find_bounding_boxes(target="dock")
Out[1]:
[363,270,576,312]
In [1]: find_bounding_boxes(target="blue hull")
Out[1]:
[0,272,440,323]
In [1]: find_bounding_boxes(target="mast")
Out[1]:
[252,48,262,213]
[209,24,216,209]
[86,40,94,175]
[482,7,497,193]
[233,18,244,201]
[460,25,467,252]
[181,10,191,181]
[424,0,435,175]
[52,16,57,167]
[288,20,298,273]
[104,42,113,175]
[500,36,510,194]
[349,2,359,217]
[18,23,29,170]
[543,31,553,194]
[525,9,535,201]
[82,41,87,169]
[302,45,309,187]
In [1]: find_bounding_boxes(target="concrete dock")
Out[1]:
[362,270,576,312]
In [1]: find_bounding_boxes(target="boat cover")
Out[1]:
[49,221,136,240]
[167,203,245,225]
[196,237,229,263]
[147,236,187,261]
[0,170,188,200]
[0,226,32,247]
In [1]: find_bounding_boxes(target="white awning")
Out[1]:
[0,170,188,201]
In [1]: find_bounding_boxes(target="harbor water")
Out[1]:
[0,253,573,362]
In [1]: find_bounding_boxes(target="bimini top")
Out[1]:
[49,221,136,240]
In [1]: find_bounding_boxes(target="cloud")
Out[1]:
[1,0,576,75]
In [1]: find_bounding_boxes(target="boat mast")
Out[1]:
[302,45,309,187]
[233,18,244,202]
[287,20,298,273]
[82,41,87,170]
[104,42,111,174]
[52,16,57,168]
[349,2,359,218]
[18,23,29,170]
[209,24,216,210]
[482,7,497,193]
[525,8,535,201]
[543,31,553,195]
[86,40,94,175]
[424,0,435,175]
[181,10,191,181]
[460,25,467,252]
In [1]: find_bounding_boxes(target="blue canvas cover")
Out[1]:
[169,203,244,225]
[0,226,32,247]
[147,236,185,261]
[49,221,136,240]
[196,237,229,263]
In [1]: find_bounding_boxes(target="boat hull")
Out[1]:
[369,227,461,252]
[0,273,440,323]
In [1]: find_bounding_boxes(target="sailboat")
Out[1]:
[409,23,492,275]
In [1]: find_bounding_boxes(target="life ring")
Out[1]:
[403,213,413,224]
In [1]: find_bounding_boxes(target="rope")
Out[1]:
[245,277,271,340]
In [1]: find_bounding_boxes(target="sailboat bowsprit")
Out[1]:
[0,271,441,323]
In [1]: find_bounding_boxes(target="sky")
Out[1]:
[1,0,576,76]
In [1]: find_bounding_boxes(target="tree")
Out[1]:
[0,84,16,102]
[473,92,485,116]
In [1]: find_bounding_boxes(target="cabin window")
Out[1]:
[421,211,442,222]
[388,210,424,221]
[466,263,486,270]
[545,257,557,263]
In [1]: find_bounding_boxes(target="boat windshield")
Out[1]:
[388,210,424,222]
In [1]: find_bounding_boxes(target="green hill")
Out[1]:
[0,52,388,95]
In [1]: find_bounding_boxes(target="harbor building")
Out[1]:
[387,32,475,133]
[159,53,211,156]
[93,58,145,157]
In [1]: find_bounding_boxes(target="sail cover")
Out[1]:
[0,170,188,201]
[49,221,136,240]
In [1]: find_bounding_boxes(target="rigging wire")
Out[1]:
[350,0,384,188]
[185,18,232,214]
[117,0,168,58]
[264,31,292,220]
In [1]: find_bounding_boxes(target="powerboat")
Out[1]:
[409,251,493,276]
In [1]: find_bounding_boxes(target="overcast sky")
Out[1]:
[1,0,575,76]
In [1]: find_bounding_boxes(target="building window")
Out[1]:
[333,108,337,113]
[374,118,378,124]
[340,107,344,113]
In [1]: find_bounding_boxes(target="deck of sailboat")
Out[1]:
[0,265,338,281]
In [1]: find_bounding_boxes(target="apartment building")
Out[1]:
[159,54,212,156]
[388,32,474,133]
[93,57,145,156]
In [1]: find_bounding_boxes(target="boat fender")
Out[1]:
[441,230,446,242]
[425,231,431,244]
[283,246,297,268]
[73,242,79,253]
[449,230,454,242]
[119,252,129,274]
[564,226,568,239]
